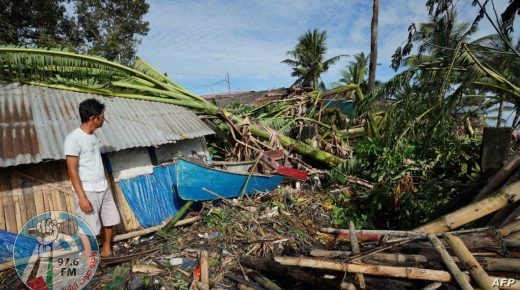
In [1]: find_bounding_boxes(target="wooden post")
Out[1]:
[427,234,473,290]
[200,250,209,290]
[443,233,496,290]
[349,221,365,288]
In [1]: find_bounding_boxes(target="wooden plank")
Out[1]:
[33,183,45,215]
[22,179,36,223]
[65,194,75,214]
[12,175,23,232]
[111,178,140,232]
[14,176,28,229]
[0,174,6,231]
[3,174,17,233]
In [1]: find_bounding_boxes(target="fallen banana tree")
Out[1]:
[0,47,344,167]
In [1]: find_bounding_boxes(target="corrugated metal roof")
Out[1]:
[0,83,214,167]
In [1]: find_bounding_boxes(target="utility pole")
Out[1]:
[225,73,231,92]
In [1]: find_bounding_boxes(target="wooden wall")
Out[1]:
[0,160,140,234]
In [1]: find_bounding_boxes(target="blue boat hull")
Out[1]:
[175,159,284,201]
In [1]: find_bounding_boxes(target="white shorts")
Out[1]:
[74,187,121,236]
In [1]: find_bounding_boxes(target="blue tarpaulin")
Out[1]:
[119,164,187,228]
[0,230,37,263]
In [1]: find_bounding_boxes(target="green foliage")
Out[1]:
[0,0,149,64]
[282,29,344,90]
[75,0,150,64]
[102,266,129,290]
[204,207,238,235]
[330,134,481,229]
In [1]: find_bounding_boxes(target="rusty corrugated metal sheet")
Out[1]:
[0,83,214,167]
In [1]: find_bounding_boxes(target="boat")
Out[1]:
[174,158,284,201]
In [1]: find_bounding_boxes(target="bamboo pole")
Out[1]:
[249,272,283,290]
[499,219,520,237]
[309,249,520,273]
[473,150,520,202]
[504,238,520,248]
[113,216,200,242]
[273,256,460,282]
[415,180,520,233]
[349,221,366,289]
[239,256,348,290]
[427,234,473,290]
[444,233,496,290]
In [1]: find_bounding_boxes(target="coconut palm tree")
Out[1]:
[339,52,369,87]
[282,29,344,91]
[471,32,520,127]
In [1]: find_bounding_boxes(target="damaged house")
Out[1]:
[0,83,214,237]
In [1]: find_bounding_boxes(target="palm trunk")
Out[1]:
[497,99,504,127]
[368,0,379,93]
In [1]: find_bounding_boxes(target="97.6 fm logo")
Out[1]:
[13,211,100,290]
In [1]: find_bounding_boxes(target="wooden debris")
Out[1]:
[200,250,210,290]
[249,271,283,290]
[444,233,496,290]
[415,180,520,233]
[113,215,201,242]
[427,233,473,290]
[349,221,366,289]
[273,256,459,282]
[131,264,164,275]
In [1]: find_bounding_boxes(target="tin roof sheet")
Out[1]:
[0,83,214,167]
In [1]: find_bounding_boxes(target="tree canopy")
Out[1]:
[282,29,344,91]
[0,0,149,64]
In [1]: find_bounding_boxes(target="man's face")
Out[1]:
[92,111,105,129]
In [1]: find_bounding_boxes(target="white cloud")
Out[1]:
[137,0,518,94]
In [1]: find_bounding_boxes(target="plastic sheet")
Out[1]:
[119,164,187,228]
[0,230,37,263]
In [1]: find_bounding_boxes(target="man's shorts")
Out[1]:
[73,187,121,236]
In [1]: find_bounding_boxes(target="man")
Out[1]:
[64,98,120,257]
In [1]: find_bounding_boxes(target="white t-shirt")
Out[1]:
[64,128,107,191]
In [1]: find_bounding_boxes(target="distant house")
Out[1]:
[0,83,214,235]
[202,88,290,107]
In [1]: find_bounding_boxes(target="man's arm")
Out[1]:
[66,156,93,213]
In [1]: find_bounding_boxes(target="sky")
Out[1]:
[137,0,518,96]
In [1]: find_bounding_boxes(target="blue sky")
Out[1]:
[137,0,517,96]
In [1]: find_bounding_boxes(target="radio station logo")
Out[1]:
[14,211,100,290]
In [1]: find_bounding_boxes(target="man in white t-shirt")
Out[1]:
[64,98,120,257]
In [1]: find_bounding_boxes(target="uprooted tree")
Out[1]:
[0,47,346,168]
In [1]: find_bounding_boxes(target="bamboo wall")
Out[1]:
[0,160,140,234]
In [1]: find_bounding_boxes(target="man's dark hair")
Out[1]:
[79,99,105,123]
